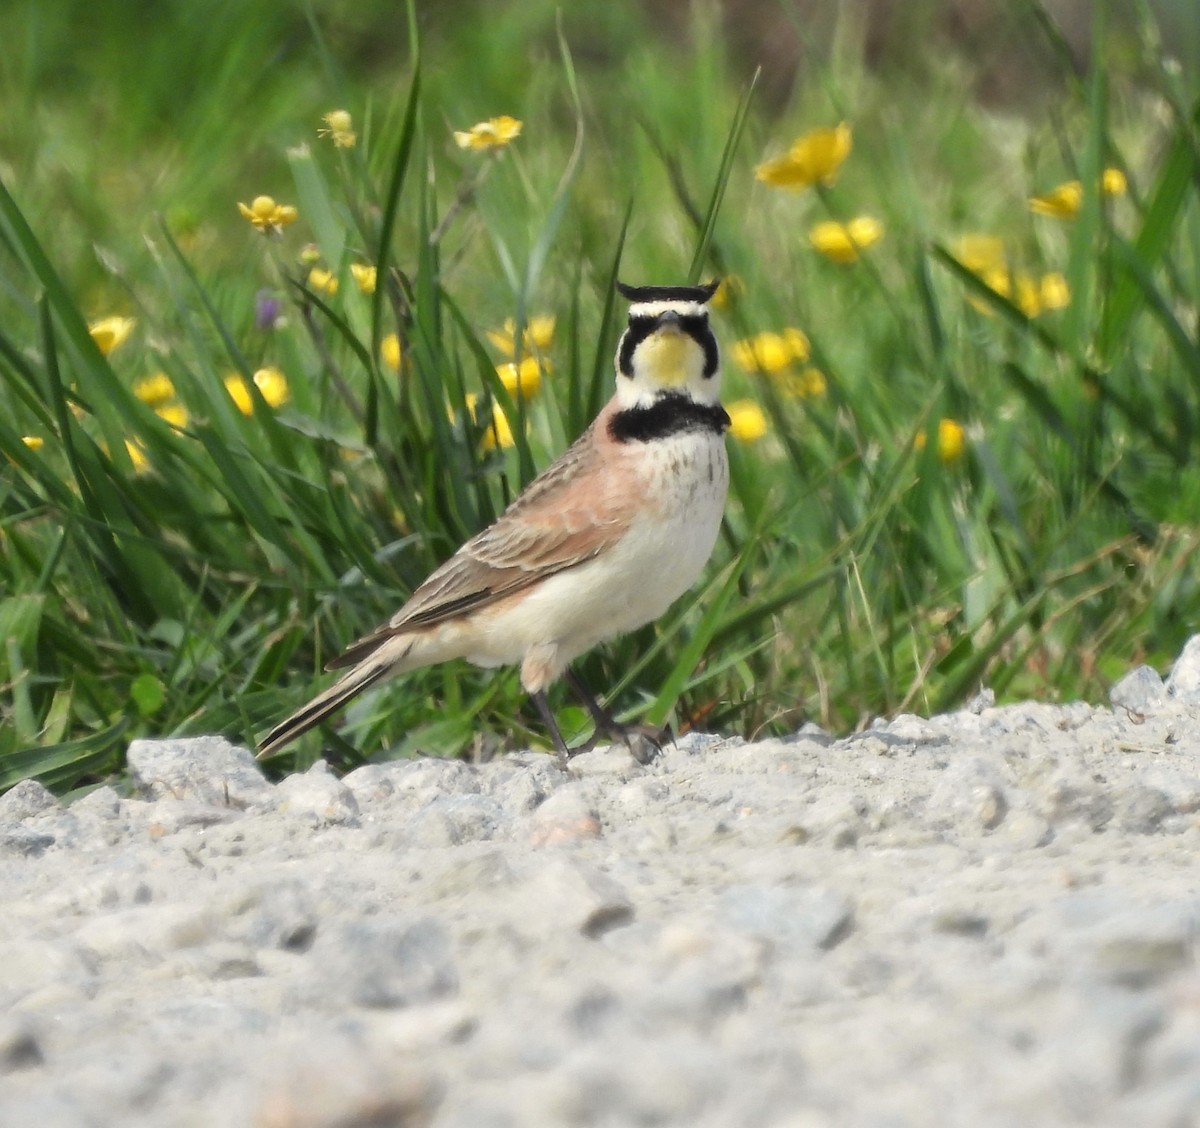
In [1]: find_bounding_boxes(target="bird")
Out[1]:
[257,279,731,763]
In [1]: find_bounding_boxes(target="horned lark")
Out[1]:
[258,280,730,762]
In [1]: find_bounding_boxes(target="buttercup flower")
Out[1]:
[779,367,828,398]
[133,373,175,408]
[454,115,522,151]
[809,216,883,263]
[157,403,189,430]
[237,195,299,235]
[1102,167,1128,196]
[380,334,402,373]
[951,234,1006,275]
[915,418,967,464]
[350,263,377,295]
[224,367,290,415]
[89,316,136,357]
[497,356,544,399]
[21,435,44,451]
[1039,272,1071,311]
[318,109,356,148]
[727,400,769,443]
[731,329,811,375]
[486,315,556,357]
[1029,167,1127,219]
[756,123,852,191]
[465,393,516,451]
[307,267,339,297]
[252,366,289,408]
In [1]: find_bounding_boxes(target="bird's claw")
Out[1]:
[556,721,671,768]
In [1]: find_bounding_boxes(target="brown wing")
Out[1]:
[327,419,630,669]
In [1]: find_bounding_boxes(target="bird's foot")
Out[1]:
[559,721,671,767]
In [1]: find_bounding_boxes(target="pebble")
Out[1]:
[3,637,1200,1125]
[1111,664,1167,711]
[273,760,360,826]
[127,736,273,808]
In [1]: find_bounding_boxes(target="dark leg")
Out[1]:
[564,669,621,734]
[531,690,572,767]
[564,669,669,765]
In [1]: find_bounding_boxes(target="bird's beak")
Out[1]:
[656,310,683,333]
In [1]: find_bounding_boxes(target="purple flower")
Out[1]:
[255,290,283,331]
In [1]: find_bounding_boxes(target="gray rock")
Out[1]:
[525,783,602,845]
[315,916,458,1009]
[1111,664,1167,711]
[0,779,58,820]
[127,736,273,807]
[0,1017,43,1072]
[0,941,96,1006]
[928,756,1009,831]
[0,822,55,857]
[964,686,996,713]
[718,885,854,952]
[69,786,122,820]
[513,857,633,938]
[407,795,504,846]
[273,760,359,826]
[1166,634,1200,701]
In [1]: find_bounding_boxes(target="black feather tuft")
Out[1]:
[616,280,720,304]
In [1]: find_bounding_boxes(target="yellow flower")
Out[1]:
[21,435,44,451]
[1102,167,1128,196]
[782,328,811,362]
[318,109,356,148]
[755,123,852,190]
[727,400,769,443]
[710,275,744,310]
[124,439,149,474]
[253,366,289,407]
[951,234,1006,274]
[464,393,516,450]
[237,195,299,235]
[380,333,402,372]
[809,216,883,263]
[89,316,136,357]
[350,263,377,295]
[1039,272,1071,311]
[224,367,289,415]
[1029,168,1127,219]
[307,267,339,296]
[157,402,189,430]
[133,372,175,408]
[485,315,556,357]
[454,115,522,151]
[778,366,828,398]
[1028,181,1082,219]
[497,356,544,399]
[915,418,967,464]
[730,329,810,374]
[224,375,253,415]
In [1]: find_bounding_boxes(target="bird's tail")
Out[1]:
[256,647,404,760]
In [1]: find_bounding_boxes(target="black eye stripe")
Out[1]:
[617,313,720,378]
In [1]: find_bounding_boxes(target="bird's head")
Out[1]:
[614,280,721,409]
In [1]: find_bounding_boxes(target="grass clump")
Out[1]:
[1,0,1199,791]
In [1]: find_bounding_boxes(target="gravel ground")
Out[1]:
[3,643,1200,1127]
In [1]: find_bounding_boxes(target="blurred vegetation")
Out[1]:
[1,0,1199,792]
